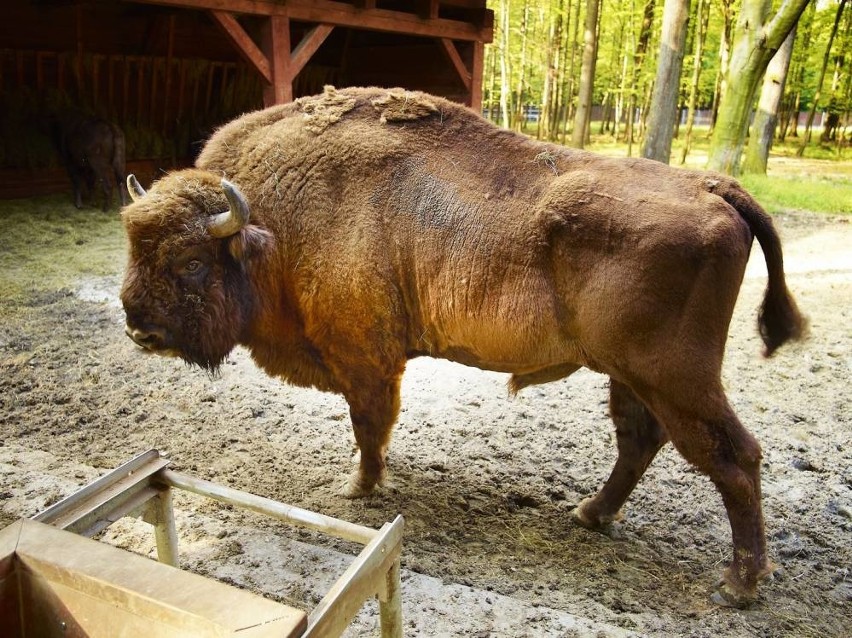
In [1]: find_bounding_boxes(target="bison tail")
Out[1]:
[715,179,808,357]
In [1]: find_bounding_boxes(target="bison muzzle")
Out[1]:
[119,86,806,608]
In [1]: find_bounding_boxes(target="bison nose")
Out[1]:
[125,324,166,350]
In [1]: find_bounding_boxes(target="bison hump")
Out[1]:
[370,89,439,124]
[294,85,357,134]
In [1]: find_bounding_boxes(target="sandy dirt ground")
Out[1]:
[0,202,850,637]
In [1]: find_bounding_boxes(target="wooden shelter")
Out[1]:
[0,0,493,197]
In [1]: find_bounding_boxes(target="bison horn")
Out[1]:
[127,174,147,202]
[209,179,251,238]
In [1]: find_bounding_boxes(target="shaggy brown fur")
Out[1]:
[120,86,806,608]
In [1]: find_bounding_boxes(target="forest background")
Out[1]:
[481,0,851,200]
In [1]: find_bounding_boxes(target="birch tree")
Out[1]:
[626,0,657,156]
[499,0,512,128]
[571,0,601,147]
[706,0,811,174]
[741,26,797,173]
[642,0,691,163]
[679,0,711,164]
[797,0,849,156]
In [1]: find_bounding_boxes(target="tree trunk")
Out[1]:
[679,0,710,164]
[798,0,848,156]
[499,0,511,129]
[626,0,657,156]
[571,0,601,148]
[539,0,564,140]
[742,26,797,174]
[706,0,811,174]
[709,0,734,134]
[783,2,816,139]
[562,0,582,143]
[641,0,691,163]
[513,0,530,131]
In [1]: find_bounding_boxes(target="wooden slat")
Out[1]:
[163,15,175,133]
[304,516,404,637]
[158,469,378,545]
[417,0,439,19]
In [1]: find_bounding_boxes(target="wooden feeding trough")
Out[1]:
[0,450,404,637]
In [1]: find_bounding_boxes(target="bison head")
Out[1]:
[120,169,271,371]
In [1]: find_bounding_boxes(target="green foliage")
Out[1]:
[487,0,851,161]
[578,122,851,214]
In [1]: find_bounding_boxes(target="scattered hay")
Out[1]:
[371,89,439,124]
[295,85,357,134]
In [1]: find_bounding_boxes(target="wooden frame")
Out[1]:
[125,0,492,108]
[34,450,404,638]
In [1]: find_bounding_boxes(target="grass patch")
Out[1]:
[520,122,851,215]
[0,195,126,302]
[738,173,852,215]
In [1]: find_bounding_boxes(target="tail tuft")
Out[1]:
[711,177,808,356]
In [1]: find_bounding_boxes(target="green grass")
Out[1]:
[738,173,852,215]
[517,121,851,215]
[0,195,126,302]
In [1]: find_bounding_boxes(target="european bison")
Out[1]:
[120,86,806,607]
[54,113,128,211]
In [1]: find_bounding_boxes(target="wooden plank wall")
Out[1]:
[1,48,261,156]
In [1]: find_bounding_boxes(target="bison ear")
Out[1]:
[228,226,273,262]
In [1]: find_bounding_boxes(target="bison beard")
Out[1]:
[119,86,806,608]
[174,275,248,373]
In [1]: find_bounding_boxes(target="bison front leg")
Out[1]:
[341,375,402,498]
[573,380,668,528]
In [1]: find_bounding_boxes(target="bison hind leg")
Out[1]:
[646,389,771,607]
[572,379,668,529]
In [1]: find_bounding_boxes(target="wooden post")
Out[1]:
[378,558,403,638]
[262,14,292,105]
[143,488,180,568]
[470,40,484,111]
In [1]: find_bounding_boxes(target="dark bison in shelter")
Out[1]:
[120,86,806,608]
[53,113,128,211]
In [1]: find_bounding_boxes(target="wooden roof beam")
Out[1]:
[124,0,494,43]
[210,10,271,83]
[289,23,334,78]
[439,38,470,90]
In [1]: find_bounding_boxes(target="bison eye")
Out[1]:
[178,258,207,279]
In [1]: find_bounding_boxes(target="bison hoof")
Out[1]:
[710,561,775,608]
[571,497,624,530]
[340,471,384,499]
[710,580,757,609]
